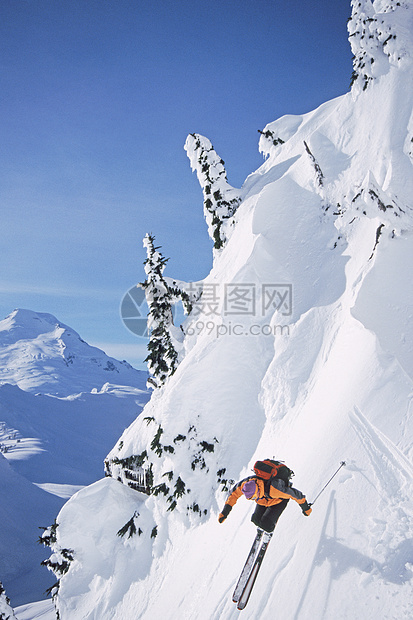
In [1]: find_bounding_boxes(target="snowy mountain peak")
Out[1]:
[349,0,413,93]
[0,308,68,339]
[0,309,146,396]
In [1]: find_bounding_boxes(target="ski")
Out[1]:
[237,531,272,610]
[232,528,264,603]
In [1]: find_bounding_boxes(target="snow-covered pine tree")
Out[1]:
[348,0,409,92]
[184,133,241,251]
[141,234,181,388]
[38,522,74,620]
[0,581,17,620]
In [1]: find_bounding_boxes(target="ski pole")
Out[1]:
[309,461,346,506]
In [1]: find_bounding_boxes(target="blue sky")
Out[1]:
[1,0,353,369]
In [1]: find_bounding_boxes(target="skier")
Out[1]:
[218,460,312,533]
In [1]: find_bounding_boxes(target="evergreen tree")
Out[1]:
[348,0,408,93]
[38,521,73,620]
[0,581,16,620]
[117,511,141,538]
[141,234,179,388]
[139,235,199,388]
[184,133,241,251]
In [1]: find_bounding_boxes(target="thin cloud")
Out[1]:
[0,280,124,299]
[92,341,148,369]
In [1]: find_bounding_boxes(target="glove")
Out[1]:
[218,503,232,523]
[301,501,312,516]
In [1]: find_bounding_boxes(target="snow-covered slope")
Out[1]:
[0,310,150,608]
[46,2,413,618]
[0,382,148,486]
[0,309,145,396]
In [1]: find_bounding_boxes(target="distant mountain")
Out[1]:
[0,309,150,607]
[0,309,146,396]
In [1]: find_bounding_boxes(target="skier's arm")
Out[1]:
[270,479,312,515]
[218,479,249,523]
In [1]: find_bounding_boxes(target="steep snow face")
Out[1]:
[49,2,413,619]
[0,309,147,396]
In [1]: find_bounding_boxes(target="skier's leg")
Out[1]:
[259,500,289,533]
[250,504,266,528]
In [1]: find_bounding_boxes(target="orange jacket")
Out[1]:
[224,475,311,512]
